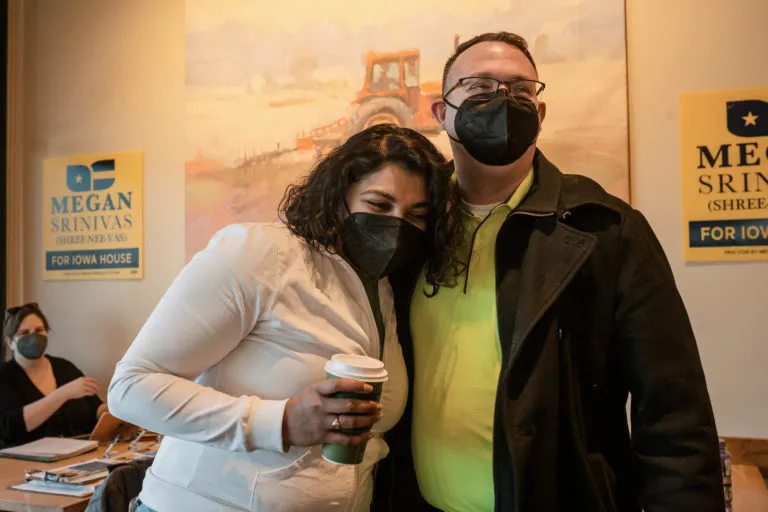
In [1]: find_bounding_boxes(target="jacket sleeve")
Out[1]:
[0,370,29,445]
[615,210,724,511]
[108,225,288,453]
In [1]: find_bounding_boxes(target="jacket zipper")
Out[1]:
[510,210,554,219]
[346,464,360,512]
[499,209,556,512]
[337,258,388,512]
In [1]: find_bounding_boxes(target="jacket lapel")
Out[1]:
[507,216,596,369]
[495,150,600,371]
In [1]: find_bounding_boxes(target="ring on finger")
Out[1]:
[330,415,342,432]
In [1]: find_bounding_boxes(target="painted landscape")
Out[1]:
[186,0,629,258]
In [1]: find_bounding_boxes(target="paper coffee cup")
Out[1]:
[322,354,387,465]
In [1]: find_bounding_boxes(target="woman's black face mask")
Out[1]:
[340,212,426,280]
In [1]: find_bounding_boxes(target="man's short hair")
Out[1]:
[442,32,537,92]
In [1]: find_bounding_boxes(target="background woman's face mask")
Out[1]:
[14,333,48,360]
[445,92,541,166]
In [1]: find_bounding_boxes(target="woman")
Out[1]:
[0,302,104,447]
[108,125,461,512]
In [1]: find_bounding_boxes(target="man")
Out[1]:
[373,32,724,512]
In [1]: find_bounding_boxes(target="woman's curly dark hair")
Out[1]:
[279,124,464,291]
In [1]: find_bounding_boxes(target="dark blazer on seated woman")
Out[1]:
[1,303,103,447]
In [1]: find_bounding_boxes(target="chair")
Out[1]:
[84,459,151,512]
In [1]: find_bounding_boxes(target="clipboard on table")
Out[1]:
[88,412,142,443]
[0,437,99,462]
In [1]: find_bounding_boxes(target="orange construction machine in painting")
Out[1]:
[297,49,443,158]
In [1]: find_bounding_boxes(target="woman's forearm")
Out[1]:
[109,360,287,453]
[22,389,68,432]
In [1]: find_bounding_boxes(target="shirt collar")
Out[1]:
[459,167,535,219]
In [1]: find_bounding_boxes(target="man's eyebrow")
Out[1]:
[470,71,533,81]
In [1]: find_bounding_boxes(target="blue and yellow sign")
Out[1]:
[42,151,143,280]
[680,87,768,262]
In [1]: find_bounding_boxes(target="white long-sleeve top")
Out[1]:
[108,223,408,512]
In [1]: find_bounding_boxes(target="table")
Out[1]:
[0,443,129,512]
[1,454,766,511]
[733,464,768,511]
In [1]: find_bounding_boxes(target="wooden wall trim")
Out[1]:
[5,0,24,306]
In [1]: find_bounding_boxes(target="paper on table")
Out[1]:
[11,479,100,497]
[0,437,98,462]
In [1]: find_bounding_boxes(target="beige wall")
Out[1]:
[627,0,768,438]
[19,0,186,387]
[14,0,768,436]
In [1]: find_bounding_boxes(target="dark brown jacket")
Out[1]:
[373,151,724,511]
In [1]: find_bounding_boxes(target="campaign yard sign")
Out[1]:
[42,151,144,280]
[679,87,768,262]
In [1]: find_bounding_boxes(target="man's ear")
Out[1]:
[431,99,447,130]
[537,101,547,126]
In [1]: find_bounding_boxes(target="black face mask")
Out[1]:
[446,93,540,166]
[341,213,426,280]
[15,333,48,360]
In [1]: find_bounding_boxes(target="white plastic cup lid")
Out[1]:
[324,354,388,383]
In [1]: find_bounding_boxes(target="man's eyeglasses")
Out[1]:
[445,76,546,105]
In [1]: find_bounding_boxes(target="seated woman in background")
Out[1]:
[108,125,461,512]
[0,302,105,447]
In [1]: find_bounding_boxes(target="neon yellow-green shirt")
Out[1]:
[411,170,534,512]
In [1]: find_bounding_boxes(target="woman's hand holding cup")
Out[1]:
[282,378,383,449]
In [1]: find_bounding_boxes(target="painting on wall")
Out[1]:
[185,0,629,259]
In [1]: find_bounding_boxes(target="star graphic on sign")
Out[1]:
[75,174,83,183]
[742,111,759,126]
